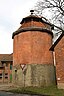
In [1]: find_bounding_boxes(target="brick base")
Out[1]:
[12,64,56,87]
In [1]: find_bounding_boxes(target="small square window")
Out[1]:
[5,73,8,79]
[0,73,2,79]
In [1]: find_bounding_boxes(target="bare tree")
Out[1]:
[34,0,64,37]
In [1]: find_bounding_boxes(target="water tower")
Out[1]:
[12,10,55,87]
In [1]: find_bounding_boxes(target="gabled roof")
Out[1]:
[50,33,64,51]
[0,54,13,66]
[1,53,13,62]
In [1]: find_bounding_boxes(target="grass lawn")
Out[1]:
[9,86,64,96]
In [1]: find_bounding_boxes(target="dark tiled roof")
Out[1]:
[0,54,13,66]
[20,14,54,27]
[20,15,42,24]
[1,53,13,61]
[12,27,53,39]
[12,14,54,39]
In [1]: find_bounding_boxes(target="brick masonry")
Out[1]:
[13,31,53,66]
[12,14,56,87]
[55,36,64,88]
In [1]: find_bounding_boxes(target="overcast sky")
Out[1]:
[0,0,38,54]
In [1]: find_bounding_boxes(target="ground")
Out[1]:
[0,83,64,96]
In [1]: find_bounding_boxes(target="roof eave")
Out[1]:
[49,33,64,51]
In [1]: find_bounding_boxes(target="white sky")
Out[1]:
[0,0,38,54]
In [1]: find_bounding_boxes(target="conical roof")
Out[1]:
[12,10,53,39]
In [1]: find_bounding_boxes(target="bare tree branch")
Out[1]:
[34,0,64,33]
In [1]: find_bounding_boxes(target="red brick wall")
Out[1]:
[13,31,53,66]
[19,21,50,30]
[13,17,53,66]
[55,36,64,83]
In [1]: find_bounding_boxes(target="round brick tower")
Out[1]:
[12,11,55,87]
